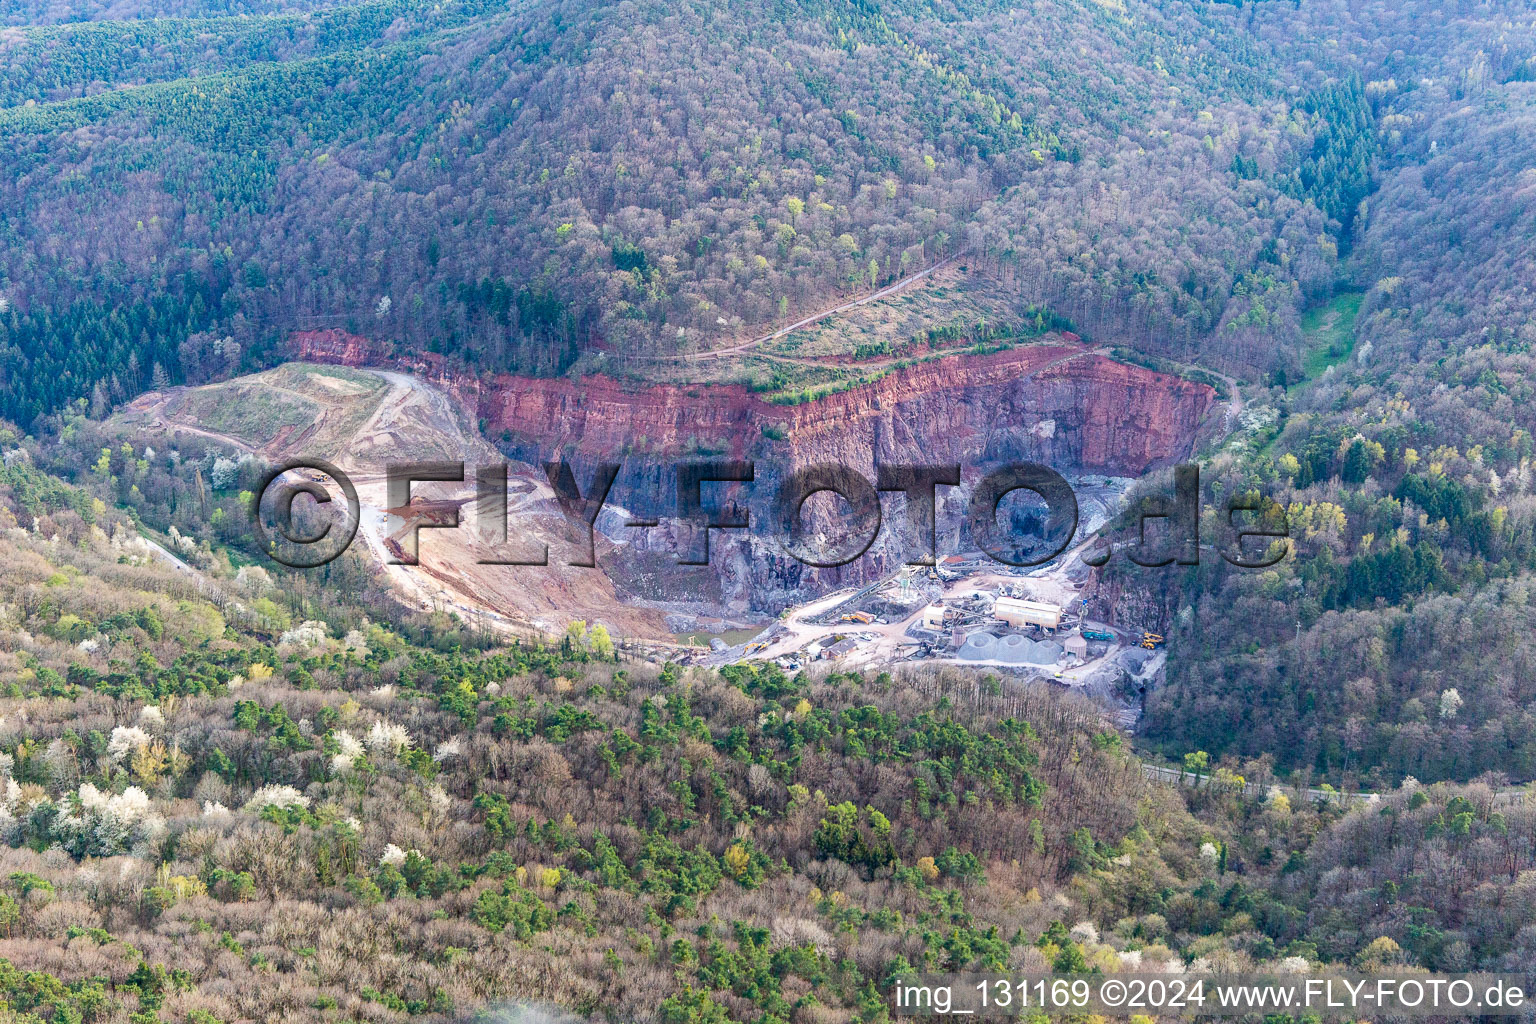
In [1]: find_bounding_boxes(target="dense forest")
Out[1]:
[1090,2,1536,790]
[1,0,1383,426]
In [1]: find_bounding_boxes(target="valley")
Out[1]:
[9,0,1536,1016]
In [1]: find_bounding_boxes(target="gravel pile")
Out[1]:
[957,632,1063,666]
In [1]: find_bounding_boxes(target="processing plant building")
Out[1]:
[992,597,1063,630]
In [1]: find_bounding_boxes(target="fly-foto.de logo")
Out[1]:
[251,459,1289,571]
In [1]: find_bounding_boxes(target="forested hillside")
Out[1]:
[1,0,1376,425]
[0,451,1242,1021]
[1108,1,1536,791]
[6,1,1536,1017]
[5,434,1536,1024]
[0,0,344,25]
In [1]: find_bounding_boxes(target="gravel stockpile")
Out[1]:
[957,632,1063,666]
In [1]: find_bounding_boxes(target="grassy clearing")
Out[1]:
[165,363,390,451]
[1299,290,1364,380]
[764,266,1043,359]
[1107,348,1231,399]
[597,267,1070,393]
[173,382,320,447]
[269,362,388,397]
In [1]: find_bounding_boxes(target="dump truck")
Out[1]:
[1140,632,1165,649]
[841,611,875,624]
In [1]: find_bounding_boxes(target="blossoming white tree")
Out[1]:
[107,725,152,764]
[330,730,365,772]
[365,720,411,755]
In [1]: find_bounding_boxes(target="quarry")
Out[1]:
[287,325,1217,620]
[114,269,1227,710]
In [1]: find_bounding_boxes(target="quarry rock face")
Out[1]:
[473,343,1214,613]
[285,331,1211,479]
[287,329,381,367]
[478,344,1211,475]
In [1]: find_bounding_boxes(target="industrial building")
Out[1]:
[993,596,1063,630]
[822,637,861,660]
[1063,631,1088,661]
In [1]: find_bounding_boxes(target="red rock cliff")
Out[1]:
[285,328,1212,475]
[476,343,1212,476]
[288,329,452,377]
[287,329,379,366]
